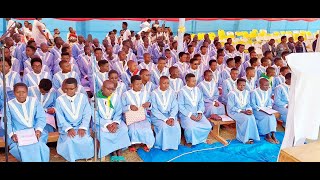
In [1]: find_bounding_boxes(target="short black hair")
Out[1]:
[266,67,275,74]
[263,50,272,57]
[234,56,242,63]
[31,57,42,66]
[26,45,36,52]
[189,58,198,64]
[249,57,258,65]
[61,52,70,57]
[260,57,268,64]
[1,58,12,67]
[185,73,195,82]
[209,59,217,66]
[39,79,52,91]
[94,48,103,52]
[122,22,128,27]
[178,52,185,59]
[203,69,212,76]
[237,78,246,85]
[160,76,169,81]
[280,66,289,72]
[231,68,239,72]
[98,60,108,67]
[139,69,149,75]
[246,66,255,73]
[108,70,118,77]
[248,46,255,53]
[131,75,141,84]
[65,78,78,87]
[281,36,287,40]
[61,47,69,53]
[169,66,178,74]
[236,44,244,51]
[226,58,235,65]
[13,83,28,92]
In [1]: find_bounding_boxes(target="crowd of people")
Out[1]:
[0,18,316,162]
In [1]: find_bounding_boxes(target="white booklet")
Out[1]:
[219,115,234,122]
[15,128,38,147]
[260,107,278,115]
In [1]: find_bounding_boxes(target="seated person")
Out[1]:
[0,58,21,100]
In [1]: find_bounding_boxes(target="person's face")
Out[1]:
[57,38,63,45]
[260,80,270,91]
[248,69,255,78]
[227,39,232,44]
[250,53,257,59]
[100,63,109,72]
[266,53,273,59]
[61,63,71,72]
[270,40,275,45]
[32,61,42,73]
[14,86,28,103]
[14,34,21,43]
[171,68,180,78]
[190,60,199,70]
[217,56,224,64]
[0,61,10,74]
[94,50,103,60]
[4,48,10,58]
[122,24,127,29]
[132,79,142,91]
[216,43,222,49]
[143,39,149,46]
[141,71,151,82]
[78,36,84,43]
[24,21,28,27]
[235,61,241,68]
[84,47,91,55]
[299,37,304,42]
[129,62,138,72]
[26,47,35,57]
[61,55,70,62]
[40,44,48,52]
[122,46,129,53]
[228,60,235,68]
[186,77,196,87]
[230,70,239,80]
[237,81,246,91]
[165,51,171,58]
[289,37,294,43]
[102,40,108,47]
[6,38,14,46]
[200,47,207,54]
[159,78,170,91]
[239,45,245,52]
[144,54,151,63]
[157,59,166,70]
[204,72,213,82]
[286,79,291,85]
[119,52,126,60]
[102,82,115,97]
[180,54,187,62]
[65,84,77,97]
[109,73,119,84]
[276,60,284,67]
[106,46,113,54]
[210,62,217,71]
[267,70,276,77]
[282,69,290,76]
[93,39,99,47]
[282,37,287,43]
[225,44,230,50]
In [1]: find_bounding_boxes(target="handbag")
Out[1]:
[125,107,146,126]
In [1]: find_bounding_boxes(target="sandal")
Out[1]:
[117,156,126,162]
[110,156,118,162]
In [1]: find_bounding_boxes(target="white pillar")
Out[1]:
[177,18,186,53]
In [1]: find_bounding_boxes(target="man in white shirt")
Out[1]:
[140,19,151,30]
[122,22,131,41]
[32,18,48,47]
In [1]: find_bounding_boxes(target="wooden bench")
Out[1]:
[0,132,60,148]
[208,111,282,146]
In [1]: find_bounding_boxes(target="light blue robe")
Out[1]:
[95,71,109,92]
[150,67,169,86]
[169,77,183,94]
[121,90,155,148]
[76,54,93,88]
[173,61,189,79]
[227,90,260,143]
[198,80,225,118]
[184,68,203,85]
[151,44,165,63]
[71,43,85,60]
[142,81,156,94]
[23,71,52,87]
[52,71,81,90]
[208,69,222,88]
[165,56,177,67]
[0,71,21,100]
[256,66,267,80]
[273,83,289,127]
[242,76,257,92]
[114,81,127,96]
[111,60,128,76]
[221,78,237,105]
[220,67,232,83]
[28,86,57,132]
[137,44,153,63]
[151,89,181,150]
[93,93,131,158]
[138,62,155,72]
[53,58,80,75]
[37,50,54,72]
[177,86,212,145]
[23,58,51,75]
[10,57,21,73]
[4,97,49,162]
[50,46,62,61]
[125,52,137,63]
[55,93,94,162]
[121,70,140,88]
[274,75,285,89]
[250,88,277,135]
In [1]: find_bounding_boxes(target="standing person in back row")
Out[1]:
[32,18,48,47]
[122,22,131,41]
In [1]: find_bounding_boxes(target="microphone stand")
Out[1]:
[91,55,98,162]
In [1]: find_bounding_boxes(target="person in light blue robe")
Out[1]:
[121,60,140,88]
[151,42,165,64]
[273,66,290,89]
[208,60,222,88]
[151,76,181,150]
[250,78,279,144]
[121,75,155,152]
[221,68,239,105]
[37,43,55,72]
[151,57,169,86]
[137,38,153,63]
[52,60,80,89]
[71,36,85,60]
[227,78,260,144]
[220,58,235,83]
[52,52,80,75]
[138,53,155,72]
[55,78,94,162]
[108,70,127,95]
[178,73,212,146]
[273,73,291,128]
[28,79,57,133]
[0,59,21,100]
[76,46,93,88]
[183,58,203,85]
[140,69,157,94]
[93,60,110,93]
[4,47,20,73]
[3,83,49,162]
[111,51,128,75]
[22,57,52,87]
[50,37,63,61]
[256,57,271,79]
[168,66,184,94]
[93,80,131,161]
[198,70,225,118]
[242,67,257,92]
[173,52,189,79]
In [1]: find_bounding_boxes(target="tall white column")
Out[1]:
[177,18,186,53]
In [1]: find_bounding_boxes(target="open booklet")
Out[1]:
[219,115,234,122]
[260,107,278,115]
[15,128,38,147]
